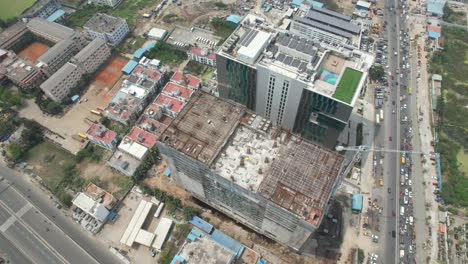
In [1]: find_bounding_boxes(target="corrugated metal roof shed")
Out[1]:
[351,194,363,212]
[46,9,65,22]
[427,0,446,15]
[189,216,214,234]
[226,14,242,25]
[122,60,138,75]
[210,230,244,259]
[133,48,146,60]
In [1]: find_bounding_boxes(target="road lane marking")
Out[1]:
[0,215,15,232]
[0,200,69,264]
[16,203,32,218]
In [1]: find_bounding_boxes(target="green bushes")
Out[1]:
[147,42,187,66]
[75,144,103,163]
[8,120,43,161]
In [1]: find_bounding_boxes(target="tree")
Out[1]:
[8,144,22,161]
[7,95,22,107]
[100,116,110,127]
[357,248,365,264]
[46,101,62,115]
[369,65,385,81]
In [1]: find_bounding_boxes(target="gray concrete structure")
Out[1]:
[38,33,87,76]
[88,0,122,7]
[83,13,129,46]
[157,92,346,252]
[20,0,61,19]
[71,38,111,74]
[40,62,82,102]
[27,18,74,43]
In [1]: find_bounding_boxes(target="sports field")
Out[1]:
[18,42,50,62]
[333,68,363,104]
[93,57,127,88]
[0,0,36,21]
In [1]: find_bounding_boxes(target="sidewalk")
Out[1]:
[407,7,439,262]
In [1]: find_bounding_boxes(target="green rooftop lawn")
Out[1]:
[333,68,363,104]
[0,0,35,21]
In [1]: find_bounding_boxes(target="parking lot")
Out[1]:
[166,25,222,49]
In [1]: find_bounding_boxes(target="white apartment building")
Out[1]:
[83,13,129,46]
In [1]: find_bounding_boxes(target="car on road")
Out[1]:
[388,187,391,193]
[408,179,412,186]
[389,136,392,141]
[409,191,413,198]
[405,189,408,196]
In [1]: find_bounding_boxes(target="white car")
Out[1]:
[408,179,412,186]
[403,196,408,204]
[403,104,407,109]
[405,173,409,180]
[409,191,413,198]
[405,189,409,196]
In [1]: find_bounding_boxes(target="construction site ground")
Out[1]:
[17,41,49,62]
[18,57,125,154]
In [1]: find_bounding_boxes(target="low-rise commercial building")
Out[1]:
[84,13,129,46]
[72,192,110,222]
[0,52,46,90]
[86,124,119,151]
[104,82,149,125]
[40,62,82,102]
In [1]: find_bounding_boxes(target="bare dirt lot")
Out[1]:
[94,57,127,88]
[18,42,49,62]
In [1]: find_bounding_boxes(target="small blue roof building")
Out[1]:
[306,0,324,8]
[352,194,363,213]
[133,48,146,60]
[46,9,65,22]
[291,0,302,7]
[121,60,138,75]
[226,14,242,25]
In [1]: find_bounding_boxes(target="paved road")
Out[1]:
[379,0,404,262]
[0,165,120,264]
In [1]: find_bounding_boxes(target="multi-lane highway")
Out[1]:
[0,166,120,264]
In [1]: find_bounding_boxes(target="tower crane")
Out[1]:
[335,145,429,156]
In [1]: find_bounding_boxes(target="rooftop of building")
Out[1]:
[161,93,345,226]
[176,235,234,264]
[153,94,185,115]
[72,192,109,222]
[3,57,41,81]
[137,115,169,137]
[162,82,194,101]
[132,65,162,83]
[105,86,146,123]
[188,47,216,60]
[38,33,82,64]
[126,127,158,149]
[84,13,127,33]
[86,123,117,144]
[73,38,107,63]
[160,92,245,165]
[21,0,59,17]
[171,71,201,88]
[84,183,116,210]
[40,62,78,90]
[0,22,28,48]
[108,149,141,176]
[27,18,74,42]
[118,137,148,160]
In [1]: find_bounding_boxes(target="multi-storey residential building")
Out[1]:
[289,7,361,47]
[88,0,123,8]
[27,18,74,43]
[40,62,82,102]
[188,47,216,67]
[38,33,87,77]
[71,38,111,74]
[157,92,346,252]
[20,0,61,19]
[86,124,119,151]
[216,14,372,148]
[83,13,129,46]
